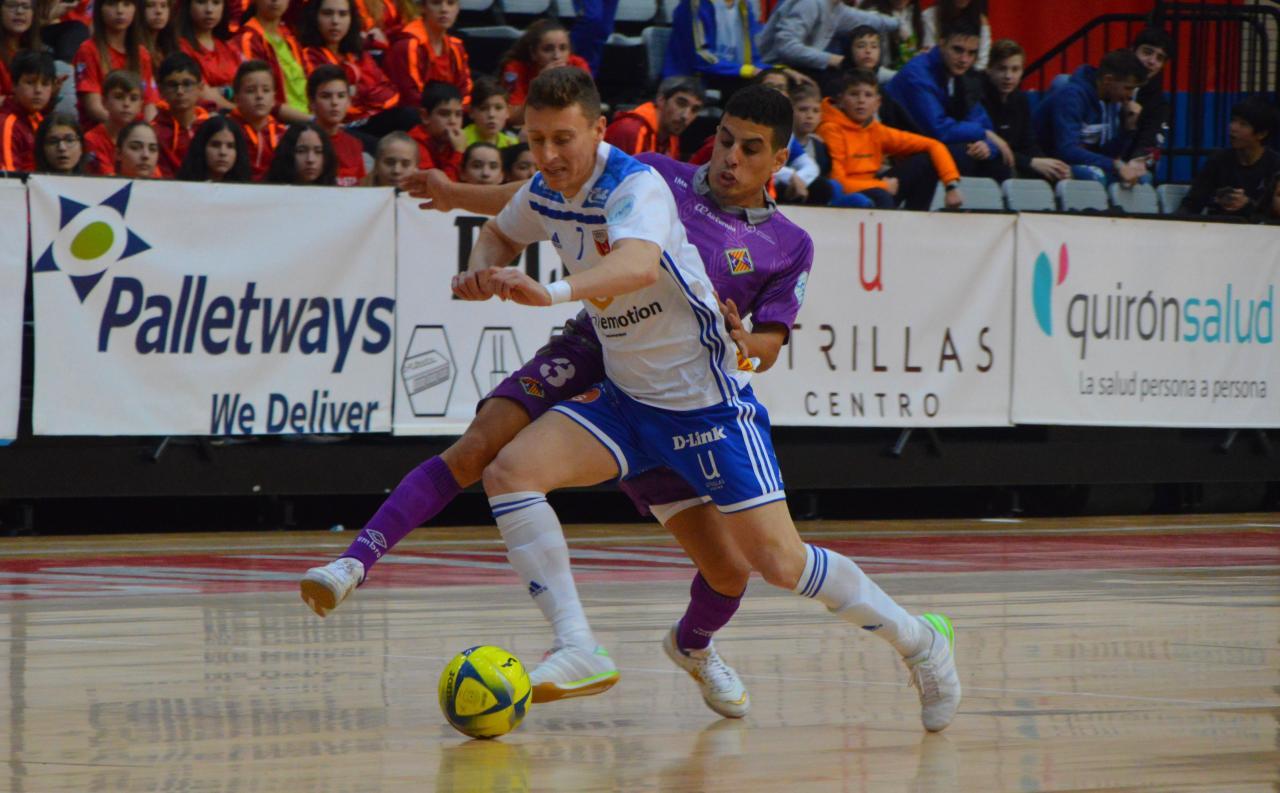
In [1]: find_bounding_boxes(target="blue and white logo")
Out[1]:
[33,183,150,302]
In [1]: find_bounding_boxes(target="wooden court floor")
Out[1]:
[0,514,1277,792]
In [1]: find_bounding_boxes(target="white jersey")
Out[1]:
[496,142,743,412]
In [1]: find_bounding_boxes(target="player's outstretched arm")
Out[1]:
[405,170,528,214]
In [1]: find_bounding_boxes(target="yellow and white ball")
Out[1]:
[438,645,531,739]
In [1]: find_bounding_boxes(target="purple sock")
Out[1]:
[341,456,461,574]
[676,573,743,651]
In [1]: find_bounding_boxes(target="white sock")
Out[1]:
[490,492,596,651]
[794,543,927,658]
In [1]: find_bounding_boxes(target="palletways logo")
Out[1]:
[32,183,396,375]
[1032,243,1274,360]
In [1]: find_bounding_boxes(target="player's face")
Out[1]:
[205,127,237,178]
[1135,44,1167,78]
[42,124,83,172]
[462,146,502,184]
[374,139,417,187]
[318,0,351,44]
[524,102,604,196]
[312,79,350,128]
[851,35,880,70]
[988,53,1023,97]
[656,90,702,138]
[190,0,223,31]
[708,114,786,208]
[294,128,326,183]
[117,125,159,177]
[940,34,979,76]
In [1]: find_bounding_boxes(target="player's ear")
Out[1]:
[592,113,606,141]
[771,142,788,174]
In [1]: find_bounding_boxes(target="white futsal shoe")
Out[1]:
[300,557,365,617]
[662,625,750,719]
[528,644,620,703]
[905,613,961,732]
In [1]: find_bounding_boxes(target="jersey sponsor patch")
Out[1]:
[519,376,546,398]
[725,247,754,276]
[606,194,635,223]
[570,387,601,404]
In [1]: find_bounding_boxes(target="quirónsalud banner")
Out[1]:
[748,208,1015,427]
[393,197,581,435]
[1013,213,1280,427]
[29,177,397,436]
[0,180,25,442]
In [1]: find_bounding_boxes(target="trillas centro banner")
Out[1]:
[1013,214,1280,427]
[28,176,397,436]
[0,181,25,443]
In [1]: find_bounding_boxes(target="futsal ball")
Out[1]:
[438,645,531,739]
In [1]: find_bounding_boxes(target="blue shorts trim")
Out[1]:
[550,404,630,478]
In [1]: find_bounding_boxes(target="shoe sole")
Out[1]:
[662,633,750,719]
[299,575,343,618]
[531,670,620,703]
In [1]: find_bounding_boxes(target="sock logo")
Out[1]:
[1032,244,1070,336]
[528,580,547,598]
[366,529,388,549]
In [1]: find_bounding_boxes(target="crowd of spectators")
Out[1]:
[0,0,1276,219]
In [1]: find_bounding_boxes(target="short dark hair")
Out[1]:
[159,52,203,83]
[11,50,56,82]
[103,69,144,96]
[850,24,879,42]
[989,38,1024,66]
[722,83,793,150]
[421,80,463,112]
[941,16,981,41]
[526,66,601,120]
[307,64,349,101]
[233,59,273,92]
[657,75,704,102]
[463,140,499,168]
[471,75,508,108]
[1132,27,1174,58]
[501,141,530,174]
[827,68,880,98]
[1097,49,1149,83]
[1231,97,1279,142]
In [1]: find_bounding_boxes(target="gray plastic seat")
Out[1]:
[930,177,1005,210]
[1157,183,1191,214]
[615,0,658,21]
[1109,183,1159,214]
[1002,178,1056,211]
[1055,179,1110,212]
[641,26,673,86]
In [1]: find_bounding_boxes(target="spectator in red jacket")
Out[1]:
[174,0,240,111]
[177,111,250,180]
[1,0,43,102]
[152,51,210,175]
[605,75,704,160]
[73,0,160,125]
[368,129,416,186]
[352,0,400,52]
[308,63,366,185]
[115,118,162,176]
[268,119,338,185]
[34,111,86,174]
[232,0,310,121]
[383,0,469,110]
[82,68,143,174]
[228,58,284,179]
[409,79,463,178]
[300,0,401,122]
[499,18,590,126]
[0,49,53,171]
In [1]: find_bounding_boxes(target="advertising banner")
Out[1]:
[0,180,25,442]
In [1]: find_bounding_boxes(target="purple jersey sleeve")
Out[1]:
[747,220,813,332]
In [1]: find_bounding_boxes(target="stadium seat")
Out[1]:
[553,0,575,16]
[456,26,521,76]
[641,26,672,87]
[457,0,495,26]
[1055,179,1110,212]
[1157,183,1191,214]
[1002,178,1056,212]
[1109,183,1159,214]
[612,0,658,34]
[930,177,1005,210]
[500,0,551,17]
[658,0,679,23]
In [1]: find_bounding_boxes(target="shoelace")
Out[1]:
[692,649,736,693]
[909,662,941,702]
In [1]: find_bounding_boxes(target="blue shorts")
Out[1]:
[552,380,786,513]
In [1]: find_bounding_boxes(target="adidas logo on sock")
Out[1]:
[528,581,547,598]
[367,529,388,549]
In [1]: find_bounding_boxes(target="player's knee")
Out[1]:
[703,566,750,597]
[480,447,534,496]
[751,545,805,590]
[443,430,505,487]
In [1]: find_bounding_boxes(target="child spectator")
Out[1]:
[464,76,516,148]
[498,19,589,126]
[501,140,533,182]
[267,120,337,184]
[921,0,989,70]
[0,49,53,170]
[34,110,84,173]
[353,0,400,52]
[845,24,893,83]
[460,139,500,184]
[307,64,365,185]
[368,128,415,186]
[885,17,1011,180]
[859,0,924,69]
[153,52,209,175]
[73,0,160,126]
[605,76,704,159]
[175,0,240,111]
[299,0,402,127]
[228,58,284,179]
[384,0,468,111]
[83,68,143,174]
[141,0,174,65]
[981,39,1069,182]
[2,0,42,102]
[757,0,896,78]
[819,68,961,209]
[1179,98,1280,218]
[115,117,160,176]
[781,80,830,203]
[233,0,310,121]
[1032,48,1149,186]
[177,111,249,180]
[662,0,769,99]
[1126,27,1172,166]
[409,79,462,178]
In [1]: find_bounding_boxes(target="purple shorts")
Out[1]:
[482,313,701,517]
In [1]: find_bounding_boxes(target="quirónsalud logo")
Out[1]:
[1032,243,1069,336]
[32,183,150,302]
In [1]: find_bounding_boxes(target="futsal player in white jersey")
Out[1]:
[461,67,962,732]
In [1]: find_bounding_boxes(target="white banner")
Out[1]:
[750,209,1015,427]
[0,180,25,442]
[393,197,581,436]
[1013,214,1280,427]
[30,177,397,436]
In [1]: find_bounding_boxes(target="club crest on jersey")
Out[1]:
[592,228,611,256]
[570,387,601,404]
[725,248,754,276]
[519,377,545,398]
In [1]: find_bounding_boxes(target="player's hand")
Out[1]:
[452,269,496,300]
[718,296,757,371]
[488,267,550,306]
[405,169,455,211]
[944,188,964,209]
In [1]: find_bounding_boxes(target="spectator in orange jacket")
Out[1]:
[409,79,463,179]
[34,112,86,174]
[818,68,962,209]
[299,0,404,128]
[174,0,240,111]
[153,52,211,176]
[73,0,160,126]
[353,0,400,52]
[384,0,469,111]
[308,63,366,185]
[605,75,704,160]
[498,19,589,126]
[177,111,251,180]
[115,118,163,177]
[227,58,284,179]
[232,0,311,121]
[0,49,53,171]
[82,68,144,174]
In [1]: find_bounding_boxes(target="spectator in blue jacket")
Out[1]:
[663,0,769,99]
[884,16,1012,180]
[1032,49,1150,186]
